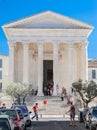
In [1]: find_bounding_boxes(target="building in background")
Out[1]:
[0,55,9,92]
[1,11,94,96]
[88,59,97,83]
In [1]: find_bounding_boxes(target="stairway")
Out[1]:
[26,96,81,116]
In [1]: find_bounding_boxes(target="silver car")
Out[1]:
[85,106,97,130]
[0,115,15,130]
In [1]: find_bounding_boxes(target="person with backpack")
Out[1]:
[32,103,39,120]
[65,102,76,126]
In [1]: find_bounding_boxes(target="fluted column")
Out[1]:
[73,44,77,81]
[37,43,44,96]
[23,43,29,83]
[53,42,59,96]
[81,41,88,81]
[68,43,73,88]
[9,42,14,82]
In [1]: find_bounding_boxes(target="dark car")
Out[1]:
[11,105,31,127]
[85,106,97,130]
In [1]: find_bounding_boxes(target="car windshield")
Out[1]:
[12,105,29,115]
[17,109,23,116]
[0,109,17,120]
[0,118,11,130]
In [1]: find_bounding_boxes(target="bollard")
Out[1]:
[40,114,42,118]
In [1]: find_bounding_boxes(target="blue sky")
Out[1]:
[0,0,97,59]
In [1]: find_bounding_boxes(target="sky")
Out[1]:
[0,0,97,59]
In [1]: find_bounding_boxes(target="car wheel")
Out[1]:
[85,121,88,129]
[24,126,27,130]
[26,120,31,127]
[14,126,20,130]
[28,120,32,126]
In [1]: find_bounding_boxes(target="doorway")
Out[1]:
[43,60,53,95]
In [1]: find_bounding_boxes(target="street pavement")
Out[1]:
[27,121,86,130]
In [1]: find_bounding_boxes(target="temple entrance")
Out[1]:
[43,60,53,96]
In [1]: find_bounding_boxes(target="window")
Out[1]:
[0,71,2,79]
[0,83,2,92]
[92,70,96,79]
[0,59,2,68]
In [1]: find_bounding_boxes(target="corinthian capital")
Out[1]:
[81,41,88,48]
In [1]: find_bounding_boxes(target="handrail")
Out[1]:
[37,114,78,119]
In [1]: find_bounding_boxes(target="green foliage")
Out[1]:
[5,82,29,104]
[72,80,97,104]
[72,79,83,91]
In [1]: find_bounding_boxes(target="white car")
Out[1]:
[0,115,15,130]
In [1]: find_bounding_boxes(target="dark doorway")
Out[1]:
[43,60,53,95]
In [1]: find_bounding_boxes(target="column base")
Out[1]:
[52,93,57,96]
[37,92,44,96]
[52,89,57,96]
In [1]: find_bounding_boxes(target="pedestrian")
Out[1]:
[56,84,59,96]
[1,103,6,109]
[65,102,76,126]
[44,86,47,95]
[32,103,39,120]
[67,93,71,104]
[83,103,89,121]
[61,93,64,101]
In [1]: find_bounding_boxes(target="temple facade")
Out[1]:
[2,11,94,96]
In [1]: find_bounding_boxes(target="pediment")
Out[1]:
[3,11,93,29]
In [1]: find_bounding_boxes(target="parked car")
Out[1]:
[16,109,25,130]
[84,106,97,130]
[11,105,31,127]
[0,115,15,130]
[0,108,23,130]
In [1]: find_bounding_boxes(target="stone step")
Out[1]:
[27,96,81,115]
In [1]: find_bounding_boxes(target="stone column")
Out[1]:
[23,43,29,83]
[53,42,59,96]
[68,43,73,88]
[37,43,44,96]
[81,41,88,81]
[9,42,14,82]
[73,44,77,81]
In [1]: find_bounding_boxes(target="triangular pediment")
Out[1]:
[3,11,93,29]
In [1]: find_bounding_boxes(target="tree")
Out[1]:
[5,82,30,104]
[72,79,97,104]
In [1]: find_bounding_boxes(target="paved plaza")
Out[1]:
[0,93,81,116]
[0,93,97,118]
